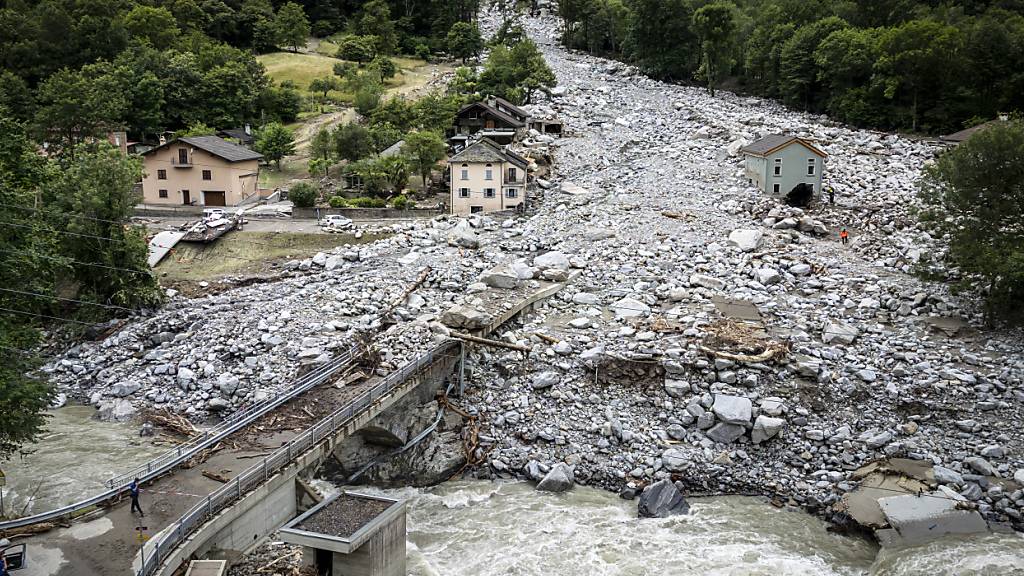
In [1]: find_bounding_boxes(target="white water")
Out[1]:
[0,405,166,516]
[338,481,1024,576]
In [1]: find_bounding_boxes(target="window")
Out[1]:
[806,158,815,176]
[773,159,782,177]
[505,188,517,198]
[157,169,167,180]
[459,188,470,198]
[460,164,469,180]
[178,148,189,165]
[202,169,212,180]
[158,189,168,198]
[485,165,493,180]
[484,188,495,198]
[507,167,517,182]
[773,183,780,194]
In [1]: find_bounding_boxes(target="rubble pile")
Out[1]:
[453,11,1024,531]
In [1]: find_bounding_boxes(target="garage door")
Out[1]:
[203,191,226,206]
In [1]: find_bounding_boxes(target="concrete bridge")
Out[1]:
[12,276,572,576]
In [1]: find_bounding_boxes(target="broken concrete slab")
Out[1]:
[877,493,988,546]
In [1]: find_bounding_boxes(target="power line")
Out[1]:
[0,248,153,276]
[0,306,97,326]
[0,220,140,243]
[0,287,134,312]
[0,202,130,226]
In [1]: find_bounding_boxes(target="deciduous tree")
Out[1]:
[919,120,1024,325]
[253,122,295,169]
[275,2,310,52]
[402,130,445,188]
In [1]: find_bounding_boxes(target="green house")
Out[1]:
[741,134,827,197]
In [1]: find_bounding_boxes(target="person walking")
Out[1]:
[129,478,144,517]
[840,228,849,245]
[828,187,835,205]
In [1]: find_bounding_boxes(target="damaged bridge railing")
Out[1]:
[0,344,363,532]
[135,339,461,576]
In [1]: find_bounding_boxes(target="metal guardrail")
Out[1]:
[136,340,459,576]
[0,345,362,532]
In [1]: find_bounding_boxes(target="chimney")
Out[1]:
[159,134,166,145]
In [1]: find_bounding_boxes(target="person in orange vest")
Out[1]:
[840,228,849,245]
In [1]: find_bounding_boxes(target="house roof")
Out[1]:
[940,119,1002,143]
[448,138,527,168]
[491,96,529,120]
[456,102,526,128]
[143,135,263,162]
[218,128,254,142]
[740,134,827,158]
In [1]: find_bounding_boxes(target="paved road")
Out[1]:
[139,216,430,235]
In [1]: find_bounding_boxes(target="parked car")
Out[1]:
[320,215,353,229]
[202,208,226,220]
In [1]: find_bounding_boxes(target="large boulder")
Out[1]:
[479,267,520,289]
[661,448,688,472]
[822,321,859,345]
[447,221,481,249]
[440,305,492,330]
[536,463,574,492]
[751,415,786,444]
[110,381,141,398]
[728,229,764,252]
[534,251,571,272]
[531,371,561,389]
[638,479,690,518]
[711,394,752,424]
[706,422,745,444]
[96,399,137,422]
[611,297,650,319]
[689,274,725,291]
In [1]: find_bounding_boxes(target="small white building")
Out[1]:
[740,134,826,197]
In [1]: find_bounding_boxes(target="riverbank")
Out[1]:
[230,480,1024,576]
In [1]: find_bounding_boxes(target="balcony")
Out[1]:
[171,157,193,168]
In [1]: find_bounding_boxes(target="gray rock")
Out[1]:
[664,378,689,399]
[96,399,136,422]
[728,229,764,252]
[573,292,600,305]
[441,305,492,329]
[534,251,571,272]
[207,398,231,411]
[532,371,561,389]
[755,268,781,285]
[751,415,785,444]
[447,222,480,248]
[822,321,859,345]
[689,274,725,291]
[661,448,688,472]
[480,267,520,289]
[711,394,752,424]
[611,297,650,318]
[217,373,240,396]
[706,422,745,444]
[536,463,574,492]
[866,431,893,449]
[965,457,995,477]
[110,382,141,398]
[934,466,964,485]
[637,479,690,518]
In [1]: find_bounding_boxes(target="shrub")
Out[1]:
[328,195,348,208]
[415,44,431,61]
[289,181,318,208]
[349,196,386,208]
[391,194,408,210]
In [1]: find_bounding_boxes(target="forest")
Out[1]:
[557,0,1024,133]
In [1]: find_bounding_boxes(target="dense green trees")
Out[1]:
[919,120,1024,325]
[0,114,158,458]
[558,0,1024,133]
[477,36,557,104]
[447,21,484,63]
[403,130,446,188]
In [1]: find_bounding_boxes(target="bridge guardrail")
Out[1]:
[136,340,459,576]
[0,344,362,532]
